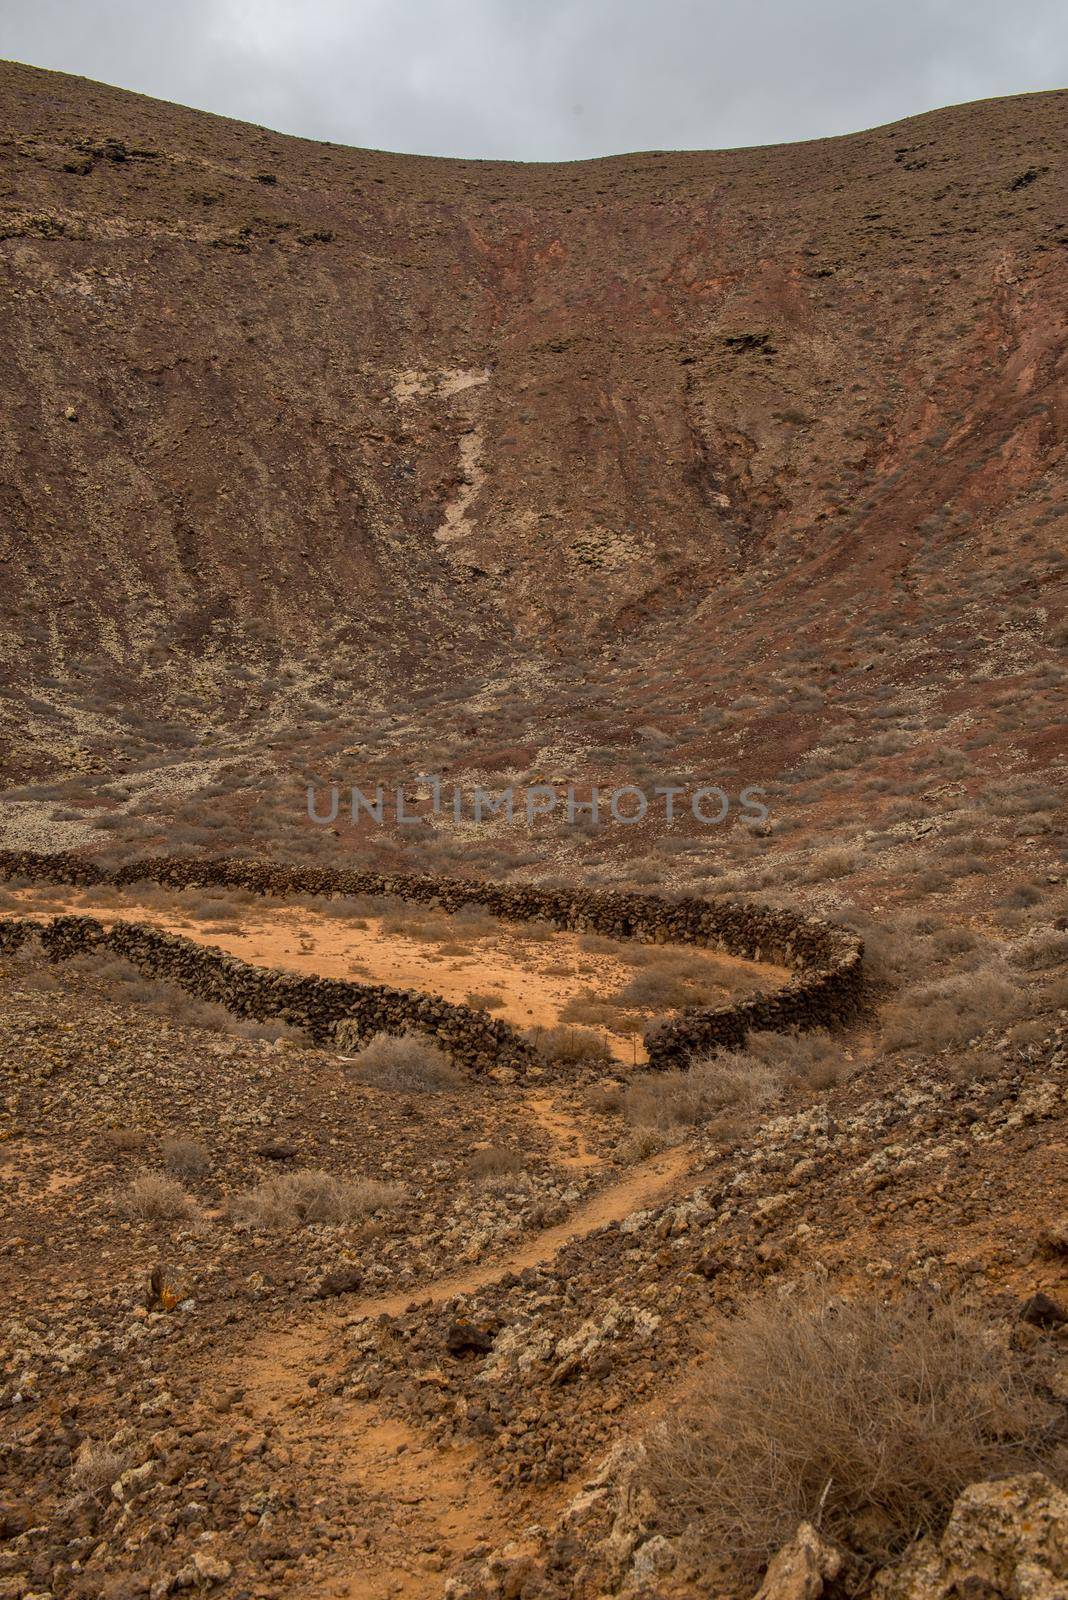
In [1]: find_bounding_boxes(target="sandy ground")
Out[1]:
[2,887,788,1063]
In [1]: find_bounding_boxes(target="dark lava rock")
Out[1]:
[1019,1291,1067,1328]
[315,1266,364,1298]
[255,1141,299,1161]
[445,1319,496,1356]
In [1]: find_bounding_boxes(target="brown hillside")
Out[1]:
[1,64,1067,1600]
[0,64,1066,809]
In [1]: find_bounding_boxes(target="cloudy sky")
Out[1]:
[1,0,1066,160]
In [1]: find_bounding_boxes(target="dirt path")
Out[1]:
[524,1091,601,1170]
[246,1142,688,1394]
[236,1142,693,1599]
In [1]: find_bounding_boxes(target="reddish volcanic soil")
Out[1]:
[0,62,1066,1600]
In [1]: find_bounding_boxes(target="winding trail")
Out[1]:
[524,1091,601,1171]
[236,1140,694,1600]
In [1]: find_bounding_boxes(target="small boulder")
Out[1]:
[191,1550,232,1585]
[445,1319,496,1356]
[630,1534,676,1584]
[1019,1291,1066,1328]
[255,1141,298,1161]
[315,1266,363,1298]
[753,1522,842,1600]
[872,1473,1068,1599]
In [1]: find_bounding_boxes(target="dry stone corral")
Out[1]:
[0,850,864,1074]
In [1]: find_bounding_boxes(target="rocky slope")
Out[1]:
[0,62,1064,844]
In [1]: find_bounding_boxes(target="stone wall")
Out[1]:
[0,850,864,1073]
[0,911,541,1074]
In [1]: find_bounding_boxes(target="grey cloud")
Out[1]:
[1,0,1066,160]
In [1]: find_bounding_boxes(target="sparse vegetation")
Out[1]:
[114,1172,197,1221]
[532,1025,613,1064]
[623,1052,781,1131]
[643,1293,1058,1577]
[343,1030,462,1091]
[230,1169,405,1229]
[160,1136,210,1176]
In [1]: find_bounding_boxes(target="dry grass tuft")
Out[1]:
[744,1028,855,1090]
[230,1168,404,1229]
[624,1052,780,1132]
[468,1144,525,1179]
[160,1137,210,1177]
[642,1292,1057,1578]
[70,1439,131,1495]
[532,1025,613,1065]
[342,1029,462,1092]
[114,1172,197,1221]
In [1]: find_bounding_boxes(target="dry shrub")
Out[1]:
[115,1172,197,1221]
[468,1145,525,1180]
[230,1168,404,1229]
[804,847,861,881]
[466,990,506,1011]
[744,1028,855,1090]
[1009,930,1068,971]
[102,1127,148,1155]
[883,965,1025,1050]
[70,1439,130,1495]
[586,1080,624,1114]
[615,969,713,1009]
[948,1047,1003,1085]
[619,1125,672,1159]
[533,1025,613,1065]
[342,1030,461,1092]
[839,913,918,986]
[999,882,1045,911]
[926,924,982,960]
[624,1052,780,1131]
[985,777,1061,817]
[161,1137,210,1177]
[643,1293,1057,1578]
[1039,974,1068,1012]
